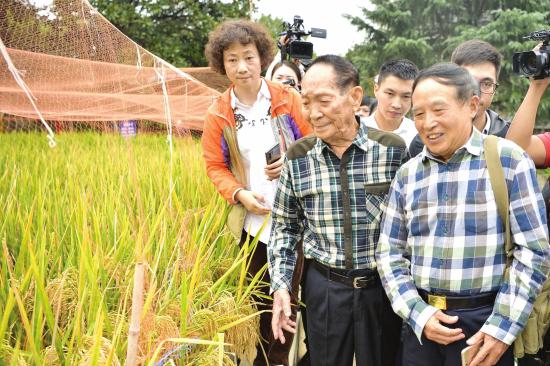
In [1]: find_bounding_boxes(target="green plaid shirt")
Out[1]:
[268,121,408,292]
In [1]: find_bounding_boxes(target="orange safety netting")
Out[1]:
[0,0,222,134]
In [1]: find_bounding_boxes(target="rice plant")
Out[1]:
[0,132,264,365]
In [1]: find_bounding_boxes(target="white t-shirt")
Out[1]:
[363,113,418,147]
[473,111,491,135]
[231,80,277,244]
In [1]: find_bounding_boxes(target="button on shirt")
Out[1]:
[376,128,550,345]
[269,120,409,292]
[231,80,278,244]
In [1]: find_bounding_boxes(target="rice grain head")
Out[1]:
[45,267,79,328]
[77,335,121,366]
[213,293,259,363]
[0,340,29,366]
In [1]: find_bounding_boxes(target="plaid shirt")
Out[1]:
[376,128,550,345]
[268,121,408,292]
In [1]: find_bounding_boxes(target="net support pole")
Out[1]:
[0,36,56,148]
[154,62,174,211]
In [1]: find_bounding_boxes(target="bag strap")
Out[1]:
[484,135,513,262]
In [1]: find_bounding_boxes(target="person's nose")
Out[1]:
[309,104,323,121]
[423,111,439,131]
[391,97,401,110]
[237,59,247,74]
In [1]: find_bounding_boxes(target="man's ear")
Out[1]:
[350,85,363,109]
[469,95,480,119]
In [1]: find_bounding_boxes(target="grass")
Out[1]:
[0,132,264,365]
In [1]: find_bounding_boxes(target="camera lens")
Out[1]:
[520,52,539,76]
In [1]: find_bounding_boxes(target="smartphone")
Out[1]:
[265,143,281,165]
[461,342,482,366]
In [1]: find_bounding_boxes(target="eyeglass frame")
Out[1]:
[479,80,499,94]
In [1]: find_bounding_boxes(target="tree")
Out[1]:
[89,0,252,67]
[257,14,285,42]
[346,1,550,123]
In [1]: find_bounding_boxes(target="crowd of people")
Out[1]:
[201,18,550,366]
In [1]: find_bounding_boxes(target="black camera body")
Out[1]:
[279,15,326,63]
[513,30,550,80]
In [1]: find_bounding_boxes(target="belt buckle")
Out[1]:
[427,294,447,310]
[353,276,367,289]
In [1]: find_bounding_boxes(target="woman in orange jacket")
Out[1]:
[202,19,311,366]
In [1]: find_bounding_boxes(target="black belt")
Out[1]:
[418,289,497,311]
[312,260,379,289]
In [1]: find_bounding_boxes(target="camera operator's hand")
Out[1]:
[531,76,550,88]
[529,44,550,87]
[279,35,289,47]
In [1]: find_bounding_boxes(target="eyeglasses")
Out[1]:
[479,80,499,94]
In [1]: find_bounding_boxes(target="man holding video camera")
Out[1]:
[506,36,550,168]
[504,36,550,366]
[268,55,407,366]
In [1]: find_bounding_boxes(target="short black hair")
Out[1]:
[451,40,502,77]
[412,63,479,103]
[307,54,359,91]
[361,95,377,107]
[377,59,419,85]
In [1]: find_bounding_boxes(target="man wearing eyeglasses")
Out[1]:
[408,40,510,157]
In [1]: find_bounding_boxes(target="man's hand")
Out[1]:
[466,331,509,366]
[264,155,284,181]
[235,190,271,215]
[271,289,297,344]
[531,75,550,89]
[531,42,550,89]
[423,310,465,345]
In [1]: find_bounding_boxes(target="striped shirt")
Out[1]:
[268,120,408,292]
[376,128,550,345]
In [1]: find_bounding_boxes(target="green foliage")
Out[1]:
[89,0,252,67]
[257,14,285,42]
[346,1,550,124]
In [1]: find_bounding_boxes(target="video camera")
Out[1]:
[513,30,550,79]
[279,15,327,64]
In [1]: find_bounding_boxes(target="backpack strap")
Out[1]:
[484,135,513,262]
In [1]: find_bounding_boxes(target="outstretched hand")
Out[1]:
[271,289,297,344]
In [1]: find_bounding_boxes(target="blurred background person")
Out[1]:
[364,59,418,146]
[357,95,377,121]
[271,60,302,91]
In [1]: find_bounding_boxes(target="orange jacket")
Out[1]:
[202,79,312,204]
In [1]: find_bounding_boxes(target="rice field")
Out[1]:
[0,132,264,365]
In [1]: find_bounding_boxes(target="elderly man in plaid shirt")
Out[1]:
[376,62,550,366]
[268,55,408,366]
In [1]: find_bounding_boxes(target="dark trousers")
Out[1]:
[304,262,402,366]
[402,304,514,366]
[239,230,303,366]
